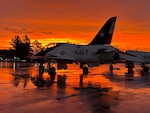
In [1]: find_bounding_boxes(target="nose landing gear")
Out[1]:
[109,64,113,72]
[80,63,89,75]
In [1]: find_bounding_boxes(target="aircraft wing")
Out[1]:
[30,55,44,59]
[118,51,144,63]
[45,55,75,62]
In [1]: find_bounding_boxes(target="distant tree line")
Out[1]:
[0,35,44,61]
[10,34,32,60]
[10,34,44,61]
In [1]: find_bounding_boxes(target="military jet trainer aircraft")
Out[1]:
[44,16,122,74]
[125,50,150,72]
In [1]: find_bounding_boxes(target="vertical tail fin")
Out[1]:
[89,17,117,45]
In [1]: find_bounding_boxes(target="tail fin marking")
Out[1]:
[89,16,117,45]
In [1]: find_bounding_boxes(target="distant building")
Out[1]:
[0,49,15,59]
[31,40,43,55]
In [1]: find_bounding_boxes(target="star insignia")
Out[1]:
[100,32,105,37]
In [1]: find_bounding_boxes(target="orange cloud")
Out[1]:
[0,0,150,51]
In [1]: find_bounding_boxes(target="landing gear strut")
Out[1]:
[48,67,56,83]
[142,63,149,73]
[141,63,149,76]
[125,61,134,76]
[80,63,89,75]
[82,67,89,75]
[109,64,113,72]
[47,61,56,83]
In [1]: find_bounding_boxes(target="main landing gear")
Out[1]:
[82,67,89,75]
[125,61,134,76]
[109,64,113,72]
[125,62,150,76]
[31,61,57,87]
[141,63,149,76]
[141,63,149,73]
[47,61,57,83]
[80,63,89,75]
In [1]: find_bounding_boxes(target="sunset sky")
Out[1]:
[0,0,150,51]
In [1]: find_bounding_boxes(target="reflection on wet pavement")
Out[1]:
[0,62,150,113]
[11,74,29,88]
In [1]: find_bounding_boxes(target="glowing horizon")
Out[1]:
[0,0,150,51]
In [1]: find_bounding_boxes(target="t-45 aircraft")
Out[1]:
[125,50,150,72]
[126,50,150,64]
[43,17,121,74]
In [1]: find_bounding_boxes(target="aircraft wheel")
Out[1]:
[48,67,56,83]
[83,67,89,75]
[127,68,134,74]
[109,64,113,72]
[143,66,149,72]
[35,79,44,87]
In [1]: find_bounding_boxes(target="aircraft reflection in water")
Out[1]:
[7,62,32,88]
[11,74,29,88]
[0,62,122,113]
[0,60,148,89]
[2,63,150,112]
[31,62,147,88]
[2,61,147,88]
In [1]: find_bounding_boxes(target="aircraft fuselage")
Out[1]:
[45,44,118,66]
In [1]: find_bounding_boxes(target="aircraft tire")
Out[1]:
[83,67,89,75]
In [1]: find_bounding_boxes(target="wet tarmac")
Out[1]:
[0,62,150,113]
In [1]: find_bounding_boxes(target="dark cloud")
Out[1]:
[4,27,34,34]
[41,31,52,34]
